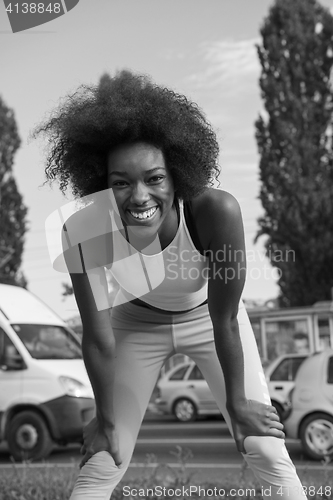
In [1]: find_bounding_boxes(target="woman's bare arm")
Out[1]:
[62,218,121,467]
[195,190,284,452]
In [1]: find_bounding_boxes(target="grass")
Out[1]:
[0,462,77,500]
[0,448,332,500]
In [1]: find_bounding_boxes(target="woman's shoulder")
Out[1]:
[191,188,240,213]
[189,188,242,249]
[191,188,241,226]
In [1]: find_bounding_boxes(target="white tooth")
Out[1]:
[130,207,157,219]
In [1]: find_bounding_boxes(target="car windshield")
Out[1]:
[11,324,82,360]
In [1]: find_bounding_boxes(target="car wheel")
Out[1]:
[271,401,285,422]
[7,410,53,461]
[173,398,197,422]
[299,413,333,460]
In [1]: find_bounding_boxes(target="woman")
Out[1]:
[36,71,306,499]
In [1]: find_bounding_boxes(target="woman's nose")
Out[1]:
[130,183,150,204]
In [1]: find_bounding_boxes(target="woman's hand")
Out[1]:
[227,399,285,453]
[80,417,122,468]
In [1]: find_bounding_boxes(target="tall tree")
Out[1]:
[0,96,28,287]
[255,0,333,307]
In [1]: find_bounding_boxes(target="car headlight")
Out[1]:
[59,376,92,398]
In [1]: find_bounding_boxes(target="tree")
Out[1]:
[0,96,28,287]
[255,0,333,307]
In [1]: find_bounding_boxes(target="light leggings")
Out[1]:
[70,300,306,500]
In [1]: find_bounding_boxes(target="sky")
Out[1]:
[1,0,333,320]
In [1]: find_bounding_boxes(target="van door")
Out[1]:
[0,327,25,418]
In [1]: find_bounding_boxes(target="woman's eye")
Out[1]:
[149,176,164,183]
[112,181,128,187]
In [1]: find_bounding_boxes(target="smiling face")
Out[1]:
[107,142,176,241]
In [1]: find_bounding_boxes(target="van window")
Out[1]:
[11,324,82,360]
[0,327,24,370]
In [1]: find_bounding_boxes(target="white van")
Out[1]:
[0,284,95,461]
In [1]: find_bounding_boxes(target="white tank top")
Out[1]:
[109,200,209,311]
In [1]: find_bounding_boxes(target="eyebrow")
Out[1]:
[109,167,166,177]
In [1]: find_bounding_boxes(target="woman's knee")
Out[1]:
[243,436,289,466]
[79,451,129,481]
[70,452,129,499]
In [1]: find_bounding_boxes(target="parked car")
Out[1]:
[154,362,220,422]
[0,284,95,461]
[283,349,333,460]
[155,353,309,423]
[264,353,308,421]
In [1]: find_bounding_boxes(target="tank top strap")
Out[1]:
[177,198,185,225]
[182,199,205,255]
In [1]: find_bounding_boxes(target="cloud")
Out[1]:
[181,37,263,135]
[186,38,261,91]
